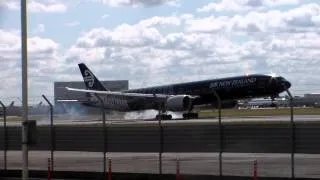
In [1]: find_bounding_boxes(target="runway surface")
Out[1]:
[1,114,320,126]
[1,151,320,178]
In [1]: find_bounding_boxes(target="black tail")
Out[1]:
[78,63,107,91]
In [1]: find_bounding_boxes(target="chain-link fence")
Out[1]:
[1,93,320,179]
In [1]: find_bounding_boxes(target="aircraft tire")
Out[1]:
[183,113,198,119]
[182,113,188,119]
[194,113,199,119]
[156,114,172,120]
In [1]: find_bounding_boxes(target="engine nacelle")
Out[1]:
[166,95,193,111]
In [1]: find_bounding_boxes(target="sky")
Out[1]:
[0,0,320,104]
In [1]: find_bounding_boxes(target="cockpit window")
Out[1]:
[276,77,285,81]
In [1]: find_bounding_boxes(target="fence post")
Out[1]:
[47,158,52,180]
[42,95,55,173]
[159,109,163,176]
[108,158,112,180]
[153,94,163,176]
[176,158,180,180]
[286,90,295,179]
[253,160,258,180]
[0,101,7,171]
[95,94,107,179]
[212,90,222,177]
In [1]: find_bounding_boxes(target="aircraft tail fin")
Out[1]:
[78,63,107,91]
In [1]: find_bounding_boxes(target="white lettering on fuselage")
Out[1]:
[209,77,256,89]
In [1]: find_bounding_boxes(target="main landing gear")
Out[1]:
[270,96,278,108]
[156,114,172,120]
[153,97,199,120]
[182,112,199,119]
[155,112,199,120]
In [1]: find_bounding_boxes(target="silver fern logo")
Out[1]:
[84,70,95,88]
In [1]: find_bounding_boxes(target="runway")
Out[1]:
[1,151,320,178]
[1,114,320,126]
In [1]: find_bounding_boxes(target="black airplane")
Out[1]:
[61,63,291,120]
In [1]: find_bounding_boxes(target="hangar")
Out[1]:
[293,93,320,107]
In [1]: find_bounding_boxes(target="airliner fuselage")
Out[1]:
[63,63,291,119]
[83,74,291,112]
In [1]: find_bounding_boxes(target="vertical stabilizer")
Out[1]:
[78,63,107,91]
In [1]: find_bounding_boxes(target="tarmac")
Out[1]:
[1,151,320,178]
[1,114,320,126]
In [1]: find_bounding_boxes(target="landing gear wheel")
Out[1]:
[183,113,199,119]
[270,103,277,108]
[156,114,172,120]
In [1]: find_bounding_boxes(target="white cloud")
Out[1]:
[264,0,301,6]
[28,0,67,12]
[180,13,194,20]
[185,16,228,33]
[92,0,180,7]
[189,3,320,34]
[0,29,65,99]
[33,24,45,34]
[63,10,320,95]
[65,21,80,27]
[197,0,301,13]
[238,32,320,90]
[75,24,163,48]
[66,20,247,88]
[1,2,320,100]
[1,0,67,13]
[138,16,181,27]
[101,14,110,19]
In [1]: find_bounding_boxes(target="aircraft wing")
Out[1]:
[56,99,88,103]
[65,87,171,99]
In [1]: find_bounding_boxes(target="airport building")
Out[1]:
[292,93,320,107]
[238,93,320,109]
[54,80,129,114]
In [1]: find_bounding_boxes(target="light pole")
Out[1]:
[21,0,29,179]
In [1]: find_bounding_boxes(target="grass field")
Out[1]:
[199,107,320,117]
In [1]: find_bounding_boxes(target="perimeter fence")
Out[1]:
[1,92,320,179]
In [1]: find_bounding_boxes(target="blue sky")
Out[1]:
[0,0,320,103]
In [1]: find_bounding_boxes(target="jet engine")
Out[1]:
[166,95,193,111]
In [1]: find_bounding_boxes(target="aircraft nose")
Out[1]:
[273,76,291,91]
[281,80,291,90]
